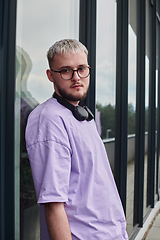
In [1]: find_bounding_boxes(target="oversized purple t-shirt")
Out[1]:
[25,97,128,240]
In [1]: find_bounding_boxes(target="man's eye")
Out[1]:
[78,67,85,72]
[61,69,71,74]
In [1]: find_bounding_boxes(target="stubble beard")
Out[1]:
[56,85,89,103]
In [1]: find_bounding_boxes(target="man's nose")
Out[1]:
[71,70,80,81]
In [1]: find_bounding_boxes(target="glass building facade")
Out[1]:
[0,0,160,239]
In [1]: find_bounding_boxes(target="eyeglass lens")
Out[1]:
[61,67,90,80]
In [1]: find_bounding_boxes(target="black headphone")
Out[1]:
[53,92,94,121]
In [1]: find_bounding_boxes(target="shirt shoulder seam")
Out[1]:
[26,139,71,153]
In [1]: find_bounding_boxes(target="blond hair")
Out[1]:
[47,39,88,68]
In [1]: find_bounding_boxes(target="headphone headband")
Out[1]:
[52,92,94,121]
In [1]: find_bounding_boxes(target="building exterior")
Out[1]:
[0,0,160,239]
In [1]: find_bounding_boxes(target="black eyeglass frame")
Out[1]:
[50,66,91,80]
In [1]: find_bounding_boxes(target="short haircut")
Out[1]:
[47,39,88,68]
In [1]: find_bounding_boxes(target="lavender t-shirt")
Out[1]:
[25,97,128,240]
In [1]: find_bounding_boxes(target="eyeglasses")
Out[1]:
[51,66,91,80]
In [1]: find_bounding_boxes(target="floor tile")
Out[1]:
[145,226,160,240]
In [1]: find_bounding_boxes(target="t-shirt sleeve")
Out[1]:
[25,111,72,205]
[27,139,71,204]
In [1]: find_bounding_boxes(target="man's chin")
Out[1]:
[68,94,87,103]
[56,86,88,102]
[61,92,87,103]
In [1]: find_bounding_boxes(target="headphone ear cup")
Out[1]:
[53,92,94,121]
[73,106,89,121]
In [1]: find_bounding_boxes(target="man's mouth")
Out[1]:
[71,84,83,89]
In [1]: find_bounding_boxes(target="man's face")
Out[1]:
[47,50,90,106]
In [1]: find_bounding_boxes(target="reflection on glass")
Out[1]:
[96,0,117,140]
[17,0,79,104]
[126,25,137,236]
[16,46,40,240]
[16,0,79,239]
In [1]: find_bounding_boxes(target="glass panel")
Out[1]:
[155,69,158,201]
[96,0,117,141]
[126,24,137,236]
[16,0,79,239]
[15,55,21,240]
[144,56,149,215]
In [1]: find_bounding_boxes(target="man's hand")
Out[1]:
[44,202,72,240]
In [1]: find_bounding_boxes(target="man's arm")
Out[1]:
[44,202,72,240]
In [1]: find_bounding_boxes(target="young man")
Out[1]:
[25,39,128,240]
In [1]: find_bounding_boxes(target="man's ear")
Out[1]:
[46,69,54,83]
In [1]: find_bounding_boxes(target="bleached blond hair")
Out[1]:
[47,39,88,68]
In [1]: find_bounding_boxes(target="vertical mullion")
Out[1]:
[147,0,156,208]
[156,8,160,200]
[114,0,129,213]
[134,0,146,227]
[79,0,97,115]
[0,0,17,239]
[0,2,6,238]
